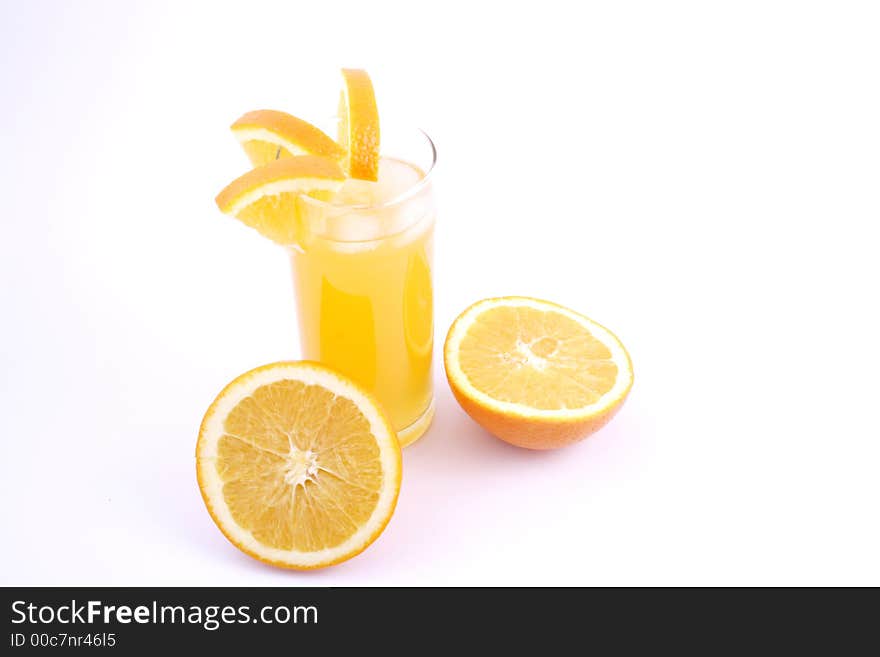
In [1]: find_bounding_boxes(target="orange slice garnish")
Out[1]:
[338,68,380,181]
[231,109,345,167]
[215,155,345,246]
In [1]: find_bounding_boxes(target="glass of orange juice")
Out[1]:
[291,125,436,446]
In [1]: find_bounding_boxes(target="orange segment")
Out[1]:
[444,297,634,450]
[231,109,345,167]
[215,155,345,246]
[339,68,380,181]
[196,361,402,570]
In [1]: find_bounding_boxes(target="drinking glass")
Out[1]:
[291,126,436,446]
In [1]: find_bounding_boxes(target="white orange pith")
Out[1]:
[196,361,402,569]
[231,109,345,167]
[444,297,633,449]
[214,155,345,246]
[339,68,380,181]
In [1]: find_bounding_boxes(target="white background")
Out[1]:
[2,0,878,586]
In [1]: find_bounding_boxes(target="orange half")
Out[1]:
[196,361,402,569]
[444,297,634,449]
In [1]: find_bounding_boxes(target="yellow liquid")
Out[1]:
[291,158,434,445]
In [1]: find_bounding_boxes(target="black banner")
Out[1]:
[1,587,872,651]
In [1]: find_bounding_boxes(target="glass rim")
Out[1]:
[299,125,437,212]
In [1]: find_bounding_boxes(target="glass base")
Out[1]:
[396,397,435,448]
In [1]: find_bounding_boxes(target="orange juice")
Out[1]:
[291,156,435,445]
